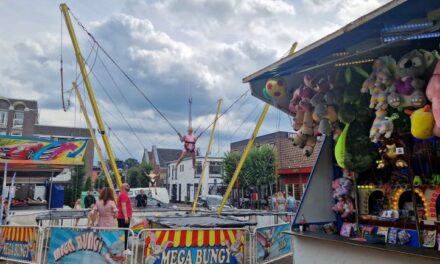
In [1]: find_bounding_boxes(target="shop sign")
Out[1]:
[255,223,292,263]
[143,229,245,264]
[47,227,126,263]
[0,226,39,262]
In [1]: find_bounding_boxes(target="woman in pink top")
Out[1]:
[176,127,198,169]
[94,187,118,228]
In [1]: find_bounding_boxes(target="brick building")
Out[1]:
[141,145,181,187]
[0,96,94,176]
[230,131,321,200]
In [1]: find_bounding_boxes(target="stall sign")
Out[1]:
[255,223,292,264]
[143,229,245,264]
[0,226,39,262]
[47,227,126,264]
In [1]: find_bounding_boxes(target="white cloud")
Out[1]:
[0,0,390,160]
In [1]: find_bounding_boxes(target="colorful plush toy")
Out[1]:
[387,50,427,109]
[310,75,339,136]
[426,61,440,137]
[369,109,394,143]
[406,105,434,139]
[413,175,423,186]
[431,174,440,185]
[376,134,408,169]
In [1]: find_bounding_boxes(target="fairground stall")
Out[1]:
[243,0,440,263]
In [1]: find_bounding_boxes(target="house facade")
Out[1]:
[167,156,224,203]
[141,146,182,188]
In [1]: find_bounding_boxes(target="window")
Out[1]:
[209,161,222,175]
[294,184,304,200]
[195,162,203,177]
[13,111,24,128]
[0,111,7,127]
[180,164,184,172]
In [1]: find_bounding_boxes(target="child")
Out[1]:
[176,127,198,169]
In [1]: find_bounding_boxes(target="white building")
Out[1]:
[167,156,224,203]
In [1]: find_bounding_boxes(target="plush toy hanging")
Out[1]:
[387,50,428,109]
[426,61,440,137]
[406,105,434,139]
[263,77,289,107]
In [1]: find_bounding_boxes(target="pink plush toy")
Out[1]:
[426,61,440,137]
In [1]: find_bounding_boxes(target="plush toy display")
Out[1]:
[332,177,353,198]
[310,75,339,136]
[387,50,428,109]
[332,196,356,219]
[426,61,440,137]
[406,105,434,139]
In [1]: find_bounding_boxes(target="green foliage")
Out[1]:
[124,158,139,169]
[222,145,277,188]
[83,177,92,191]
[127,162,153,188]
[64,165,85,207]
[94,177,108,189]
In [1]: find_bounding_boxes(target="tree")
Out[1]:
[64,165,86,207]
[84,177,92,191]
[127,162,153,188]
[124,158,139,169]
[222,145,277,190]
[94,177,108,189]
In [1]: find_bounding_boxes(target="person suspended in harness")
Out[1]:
[176,127,198,170]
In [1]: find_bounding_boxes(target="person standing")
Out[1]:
[286,192,295,212]
[277,192,286,211]
[84,191,96,209]
[135,189,148,208]
[117,183,133,251]
[95,187,118,228]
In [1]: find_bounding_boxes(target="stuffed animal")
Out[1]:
[426,61,440,137]
[369,109,394,143]
[332,177,353,198]
[264,77,289,107]
[293,110,318,156]
[387,50,428,109]
[413,175,423,186]
[431,174,440,185]
[376,134,407,169]
[332,196,356,218]
[361,56,395,94]
[311,76,339,136]
[406,105,434,139]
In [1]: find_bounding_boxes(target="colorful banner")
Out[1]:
[255,223,292,263]
[0,226,39,262]
[48,227,126,264]
[143,229,245,264]
[0,136,87,164]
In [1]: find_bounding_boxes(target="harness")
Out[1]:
[184,140,195,153]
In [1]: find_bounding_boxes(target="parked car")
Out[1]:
[0,142,45,160]
[198,195,233,211]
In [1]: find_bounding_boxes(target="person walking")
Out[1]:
[84,191,96,209]
[286,192,295,213]
[117,183,133,252]
[94,187,118,228]
[135,189,148,208]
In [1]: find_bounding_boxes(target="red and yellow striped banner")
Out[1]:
[0,226,38,242]
[143,229,245,263]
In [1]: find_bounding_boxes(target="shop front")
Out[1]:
[244,0,440,262]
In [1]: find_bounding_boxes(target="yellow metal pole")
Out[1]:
[218,103,270,214]
[72,82,116,196]
[60,3,122,188]
[192,99,223,213]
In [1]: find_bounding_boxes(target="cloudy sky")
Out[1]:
[0,0,389,161]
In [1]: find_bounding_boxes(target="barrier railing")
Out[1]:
[0,225,43,264]
[251,223,293,264]
[40,226,136,264]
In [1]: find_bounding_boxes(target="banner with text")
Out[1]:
[0,226,39,263]
[47,227,126,264]
[255,223,292,263]
[143,229,245,264]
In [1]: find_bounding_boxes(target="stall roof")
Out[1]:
[146,215,256,228]
[243,0,440,83]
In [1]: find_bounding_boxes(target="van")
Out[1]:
[129,187,170,206]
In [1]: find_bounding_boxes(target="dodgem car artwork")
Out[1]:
[0,136,88,163]
[0,142,44,160]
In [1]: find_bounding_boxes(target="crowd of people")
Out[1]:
[269,192,299,212]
